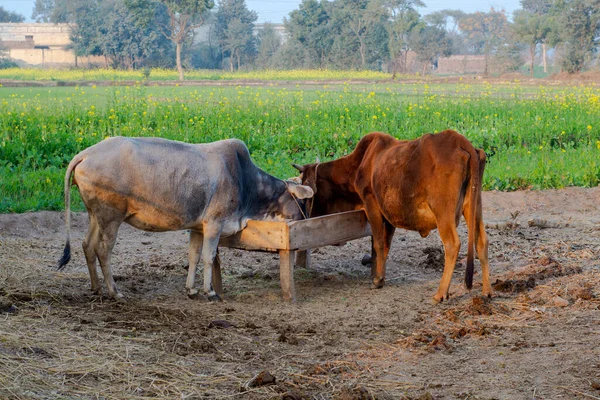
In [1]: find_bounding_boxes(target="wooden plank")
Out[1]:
[288,210,372,251]
[279,250,296,303]
[219,220,289,251]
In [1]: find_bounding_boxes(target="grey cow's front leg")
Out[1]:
[186,230,203,299]
[202,223,223,302]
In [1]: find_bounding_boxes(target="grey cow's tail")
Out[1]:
[56,154,84,270]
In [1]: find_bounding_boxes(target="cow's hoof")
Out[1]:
[90,287,102,295]
[360,254,373,266]
[361,254,372,266]
[187,288,201,299]
[113,292,126,302]
[432,293,444,303]
[371,277,385,289]
[208,293,222,302]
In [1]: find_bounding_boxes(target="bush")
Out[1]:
[0,58,18,69]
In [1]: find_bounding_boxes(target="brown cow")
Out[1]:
[294,130,491,303]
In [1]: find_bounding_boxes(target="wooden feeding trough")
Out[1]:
[218,210,372,302]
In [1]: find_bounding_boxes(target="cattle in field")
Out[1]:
[57,137,314,301]
[294,130,491,303]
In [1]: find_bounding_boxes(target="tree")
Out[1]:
[101,1,167,69]
[458,9,511,75]
[382,0,424,76]
[425,9,467,54]
[127,0,214,79]
[285,0,332,67]
[0,6,25,22]
[214,0,257,71]
[67,0,105,60]
[161,0,214,79]
[513,9,550,76]
[409,24,452,74]
[255,23,282,69]
[326,0,385,68]
[557,0,600,73]
[35,0,172,68]
[32,0,69,22]
[516,0,555,74]
[363,17,389,69]
[494,26,525,74]
[272,38,312,69]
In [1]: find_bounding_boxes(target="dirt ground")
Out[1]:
[1,187,599,400]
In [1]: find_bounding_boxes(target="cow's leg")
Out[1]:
[186,230,203,299]
[201,223,223,301]
[434,219,461,303]
[462,178,492,298]
[295,250,311,269]
[82,215,102,294]
[211,250,223,297]
[364,203,395,289]
[359,238,374,267]
[475,149,492,297]
[476,210,492,298]
[94,218,123,300]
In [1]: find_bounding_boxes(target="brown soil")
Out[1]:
[1,187,599,399]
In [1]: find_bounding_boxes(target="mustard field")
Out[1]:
[1,74,599,212]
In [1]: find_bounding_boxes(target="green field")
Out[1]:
[1,76,599,213]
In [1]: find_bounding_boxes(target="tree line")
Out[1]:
[0,0,599,76]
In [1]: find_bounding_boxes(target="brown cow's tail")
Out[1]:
[56,155,84,270]
[464,144,480,290]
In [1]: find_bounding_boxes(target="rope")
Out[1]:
[306,162,320,218]
[283,180,308,220]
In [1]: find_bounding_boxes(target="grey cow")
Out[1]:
[57,136,314,301]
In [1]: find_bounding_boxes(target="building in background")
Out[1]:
[0,23,103,67]
[436,55,487,75]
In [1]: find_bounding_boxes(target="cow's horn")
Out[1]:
[292,163,304,172]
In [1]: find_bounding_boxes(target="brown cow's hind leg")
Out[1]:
[476,217,492,297]
[364,202,395,289]
[433,219,461,303]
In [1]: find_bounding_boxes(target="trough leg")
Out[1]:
[295,250,311,269]
[279,250,296,303]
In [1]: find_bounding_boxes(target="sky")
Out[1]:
[0,0,523,24]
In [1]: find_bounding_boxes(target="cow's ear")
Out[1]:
[292,163,305,173]
[288,184,314,199]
